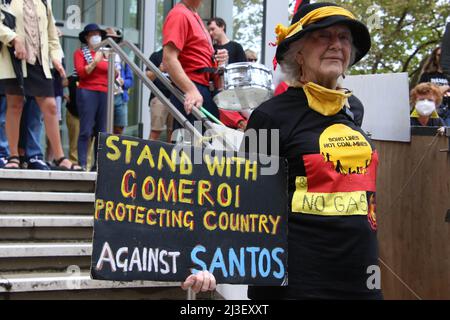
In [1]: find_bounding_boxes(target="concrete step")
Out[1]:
[0,256,91,273]
[0,215,93,228]
[0,242,92,258]
[0,170,97,181]
[0,270,179,294]
[0,227,93,241]
[0,192,95,203]
[0,201,94,215]
[0,170,96,193]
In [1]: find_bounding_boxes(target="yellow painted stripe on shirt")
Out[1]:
[292,177,369,216]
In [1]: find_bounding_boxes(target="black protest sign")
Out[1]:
[91,133,288,285]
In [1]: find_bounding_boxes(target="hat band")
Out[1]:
[274,6,356,46]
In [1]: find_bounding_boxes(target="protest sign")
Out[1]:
[91,133,288,285]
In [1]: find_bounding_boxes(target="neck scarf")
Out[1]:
[302,82,353,116]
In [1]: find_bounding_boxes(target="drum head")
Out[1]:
[214,86,273,111]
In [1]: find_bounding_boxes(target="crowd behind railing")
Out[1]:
[0,4,448,173]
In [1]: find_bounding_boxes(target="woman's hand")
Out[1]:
[12,36,27,60]
[94,51,104,64]
[52,59,66,79]
[181,271,217,294]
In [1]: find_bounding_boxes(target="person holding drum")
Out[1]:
[184,2,383,299]
[162,0,228,134]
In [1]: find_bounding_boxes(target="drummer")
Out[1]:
[162,0,228,134]
[207,17,249,130]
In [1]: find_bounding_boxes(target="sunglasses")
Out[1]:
[248,59,257,62]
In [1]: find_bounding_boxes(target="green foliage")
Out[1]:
[233,0,264,53]
[329,0,449,86]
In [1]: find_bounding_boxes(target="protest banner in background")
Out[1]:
[91,133,288,285]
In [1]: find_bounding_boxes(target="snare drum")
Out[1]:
[214,62,273,111]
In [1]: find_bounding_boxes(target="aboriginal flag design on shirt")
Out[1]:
[243,87,381,300]
[292,123,378,231]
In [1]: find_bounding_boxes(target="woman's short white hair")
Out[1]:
[279,32,358,84]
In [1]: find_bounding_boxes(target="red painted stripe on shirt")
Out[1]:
[303,152,378,193]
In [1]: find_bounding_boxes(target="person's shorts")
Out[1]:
[150,97,173,131]
[114,94,128,127]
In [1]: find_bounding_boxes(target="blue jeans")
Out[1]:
[0,95,9,158]
[77,88,107,167]
[19,98,44,159]
[171,82,219,132]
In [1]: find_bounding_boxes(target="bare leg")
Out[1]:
[35,96,80,170]
[5,95,24,168]
[114,126,124,135]
[150,130,162,141]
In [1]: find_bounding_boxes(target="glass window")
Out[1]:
[123,0,140,29]
[83,0,103,24]
[52,0,65,21]
[198,0,214,21]
[232,0,264,62]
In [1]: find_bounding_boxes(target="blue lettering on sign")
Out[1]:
[229,248,245,277]
[191,245,207,274]
[190,246,285,279]
[210,248,228,277]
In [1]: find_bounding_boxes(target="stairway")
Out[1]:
[0,170,216,300]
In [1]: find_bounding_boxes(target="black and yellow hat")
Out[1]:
[275,2,371,66]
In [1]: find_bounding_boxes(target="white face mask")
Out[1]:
[89,35,102,46]
[415,100,436,117]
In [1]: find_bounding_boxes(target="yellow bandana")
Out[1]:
[410,109,440,119]
[274,6,356,46]
[303,82,353,116]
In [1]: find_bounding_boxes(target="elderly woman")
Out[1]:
[245,2,380,300]
[0,0,80,170]
[181,2,382,299]
[410,83,446,127]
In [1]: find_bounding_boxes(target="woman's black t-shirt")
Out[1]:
[243,87,382,300]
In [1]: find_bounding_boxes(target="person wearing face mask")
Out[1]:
[410,83,446,127]
[0,0,81,171]
[73,24,108,171]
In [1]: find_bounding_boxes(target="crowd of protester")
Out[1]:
[1,5,448,173]
[0,16,133,171]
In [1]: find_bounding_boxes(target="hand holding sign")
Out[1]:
[182,271,217,294]
[91,134,288,285]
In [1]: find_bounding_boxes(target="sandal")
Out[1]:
[3,156,21,170]
[53,157,84,172]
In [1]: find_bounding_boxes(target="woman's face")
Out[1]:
[296,24,352,86]
[86,31,101,43]
[416,92,437,106]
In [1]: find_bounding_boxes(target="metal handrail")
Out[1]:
[95,38,206,146]
[96,39,236,151]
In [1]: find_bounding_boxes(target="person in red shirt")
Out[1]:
[73,24,109,171]
[163,0,228,134]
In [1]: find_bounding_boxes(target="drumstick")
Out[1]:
[200,107,225,126]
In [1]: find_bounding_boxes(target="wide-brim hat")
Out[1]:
[79,24,107,44]
[275,2,371,66]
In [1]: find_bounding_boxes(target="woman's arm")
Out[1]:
[0,10,17,46]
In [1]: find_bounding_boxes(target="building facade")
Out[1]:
[53,0,288,143]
